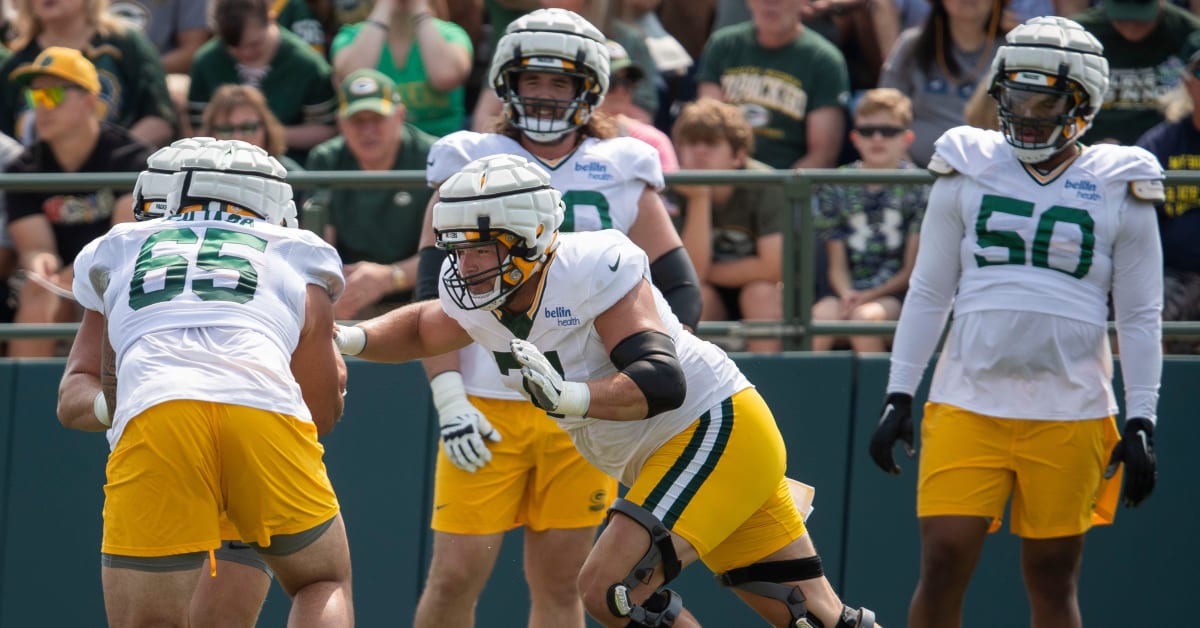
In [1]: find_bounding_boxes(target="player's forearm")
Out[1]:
[1112,202,1165,422]
[355,300,466,363]
[582,373,652,421]
[421,349,461,380]
[57,374,109,432]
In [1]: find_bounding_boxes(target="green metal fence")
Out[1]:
[4,169,1200,345]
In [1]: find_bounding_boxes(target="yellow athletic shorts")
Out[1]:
[917,402,1122,539]
[625,388,807,575]
[431,396,617,534]
[102,400,340,557]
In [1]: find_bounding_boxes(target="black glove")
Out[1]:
[1105,417,1156,507]
[869,393,915,475]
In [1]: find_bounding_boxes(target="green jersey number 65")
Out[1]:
[129,227,268,310]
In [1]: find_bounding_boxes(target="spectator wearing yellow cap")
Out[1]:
[0,0,175,148]
[3,47,153,358]
[304,69,439,319]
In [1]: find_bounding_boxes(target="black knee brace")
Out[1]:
[716,555,876,628]
[622,588,683,627]
[606,499,684,623]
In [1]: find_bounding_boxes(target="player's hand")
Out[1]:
[869,392,915,475]
[510,339,590,416]
[1105,417,1156,507]
[430,371,500,472]
[333,324,366,356]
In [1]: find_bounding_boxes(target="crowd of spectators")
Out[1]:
[1,0,1198,356]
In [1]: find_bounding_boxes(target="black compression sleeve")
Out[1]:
[650,247,702,330]
[414,246,448,302]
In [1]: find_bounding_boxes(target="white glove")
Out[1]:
[431,371,501,473]
[334,324,366,356]
[510,339,590,417]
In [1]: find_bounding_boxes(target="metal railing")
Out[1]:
[4,169,1200,346]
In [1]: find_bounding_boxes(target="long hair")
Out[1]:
[911,0,1006,82]
[11,0,126,51]
[202,84,288,157]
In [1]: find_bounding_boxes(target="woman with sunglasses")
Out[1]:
[201,84,303,173]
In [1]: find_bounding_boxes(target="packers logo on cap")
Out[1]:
[349,76,379,95]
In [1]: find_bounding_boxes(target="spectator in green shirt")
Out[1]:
[305,69,438,319]
[331,0,473,137]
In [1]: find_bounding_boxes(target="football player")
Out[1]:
[869,16,1163,628]
[407,8,705,628]
[337,153,878,628]
[59,136,314,627]
[60,140,353,627]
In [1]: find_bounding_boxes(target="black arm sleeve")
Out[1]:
[414,246,448,302]
[649,246,702,330]
[610,330,687,419]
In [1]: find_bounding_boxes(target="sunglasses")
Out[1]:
[24,85,83,110]
[855,125,906,138]
[212,121,263,135]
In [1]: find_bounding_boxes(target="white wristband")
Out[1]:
[93,391,111,427]
[556,381,591,417]
[429,371,469,414]
[335,325,367,356]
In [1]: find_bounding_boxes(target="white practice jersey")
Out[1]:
[889,126,1164,421]
[427,130,665,399]
[72,209,345,449]
[440,231,750,486]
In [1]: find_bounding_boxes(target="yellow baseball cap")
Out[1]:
[11,47,102,95]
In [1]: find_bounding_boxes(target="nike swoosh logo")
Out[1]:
[879,404,894,425]
[435,504,449,510]
[608,254,621,272]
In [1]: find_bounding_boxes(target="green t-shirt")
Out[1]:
[1073,4,1200,145]
[188,28,337,162]
[697,22,850,169]
[332,21,473,138]
[303,123,437,264]
[0,28,176,141]
[273,0,327,53]
[666,158,787,262]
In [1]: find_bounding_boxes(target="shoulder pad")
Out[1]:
[929,126,1007,178]
[927,153,958,176]
[1081,144,1164,203]
[427,132,522,187]
[582,137,665,190]
[1130,179,1165,203]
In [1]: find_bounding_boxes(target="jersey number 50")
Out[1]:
[975,194,1095,279]
[129,227,268,310]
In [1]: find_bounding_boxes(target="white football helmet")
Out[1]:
[989,16,1109,164]
[434,154,564,311]
[489,8,610,144]
[132,137,217,221]
[167,139,298,227]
